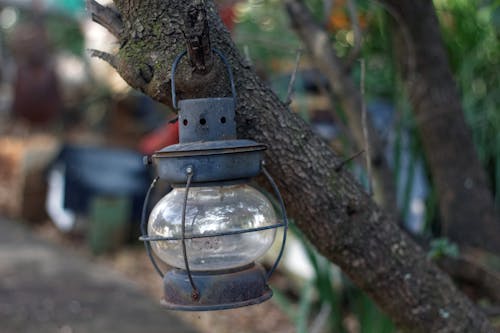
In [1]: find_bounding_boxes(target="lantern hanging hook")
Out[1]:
[171,48,237,110]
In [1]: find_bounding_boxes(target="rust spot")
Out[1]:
[191,290,200,301]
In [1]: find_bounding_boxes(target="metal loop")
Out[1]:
[140,176,165,278]
[171,48,237,110]
[140,222,285,242]
[262,166,289,280]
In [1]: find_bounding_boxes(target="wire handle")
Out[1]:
[140,176,164,277]
[180,167,199,299]
[140,169,200,298]
[171,48,237,110]
[262,166,289,280]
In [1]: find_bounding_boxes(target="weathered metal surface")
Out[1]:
[161,263,273,311]
[178,98,236,142]
[152,143,265,184]
[153,94,266,184]
[141,49,287,312]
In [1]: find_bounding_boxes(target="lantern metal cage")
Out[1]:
[139,49,288,311]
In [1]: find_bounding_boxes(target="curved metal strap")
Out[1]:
[140,177,164,278]
[140,222,285,242]
[262,166,289,280]
[181,167,199,299]
[171,48,237,110]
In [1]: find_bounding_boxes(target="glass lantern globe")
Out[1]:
[148,184,277,271]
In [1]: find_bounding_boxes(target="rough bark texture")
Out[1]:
[285,0,398,215]
[383,0,500,254]
[88,1,495,332]
[437,256,500,304]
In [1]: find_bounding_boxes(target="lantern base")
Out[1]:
[161,263,272,311]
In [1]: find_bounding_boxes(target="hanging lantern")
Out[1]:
[140,49,288,311]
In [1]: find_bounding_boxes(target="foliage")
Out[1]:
[15,9,85,55]
[435,0,500,205]
[45,16,84,55]
[233,0,301,72]
[235,0,499,331]
[427,238,460,259]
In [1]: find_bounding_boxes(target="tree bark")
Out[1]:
[381,0,500,254]
[88,1,495,332]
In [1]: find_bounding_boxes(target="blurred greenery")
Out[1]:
[235,0,499,331]
[45,17,84,55]
[436,0,500,205]
[427,237,460,260]
[13,7,85,55]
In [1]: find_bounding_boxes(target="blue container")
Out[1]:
[50,145,151,223]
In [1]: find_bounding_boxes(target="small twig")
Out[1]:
[285,49,303,105]
[323,0,334,26]
[483,306,500,317]
[88,49,118,69]
[86,0,123,38]
[437,256,500,304]
[334,150,365,172]
[235,34,301,51]
[243,45,253,67]
[372,0,416,86]
[345,0,362,69]
[360,59,372,195]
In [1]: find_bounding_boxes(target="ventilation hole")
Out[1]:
[200,118,207,125]
[183,119,188,126]
[220,117,226,124]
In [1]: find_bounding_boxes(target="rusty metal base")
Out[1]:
[160,263,273,311]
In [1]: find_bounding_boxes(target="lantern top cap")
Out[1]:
[155,49,265,185]
[155,139,266,156]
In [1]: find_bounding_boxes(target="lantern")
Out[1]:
[140,49,288,311]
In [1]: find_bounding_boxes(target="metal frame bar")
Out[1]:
[140,177,164,277]
[262,166,289,280]
[180,167,199,298]
[140,166,289,283]
[139,223,285,242]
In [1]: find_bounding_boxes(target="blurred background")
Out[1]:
[0,0,499,332]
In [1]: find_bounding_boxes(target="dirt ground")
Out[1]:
[0,218,199,333]
[33,221,296,333]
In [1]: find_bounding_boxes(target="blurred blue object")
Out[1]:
[48,145,150,230]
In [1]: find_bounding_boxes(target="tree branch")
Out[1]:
[360,59,372,195]
[86,0,123,38]
[437,256,500,304]
[285,0,398,214]
[285,49,302,105]
[88,49,118,69]
[377,0,500,255]
[345,0,363,69]
[87,1,496,331]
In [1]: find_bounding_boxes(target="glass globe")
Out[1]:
[148,184,277,271]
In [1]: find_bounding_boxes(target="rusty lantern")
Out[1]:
[140,49,288,311]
